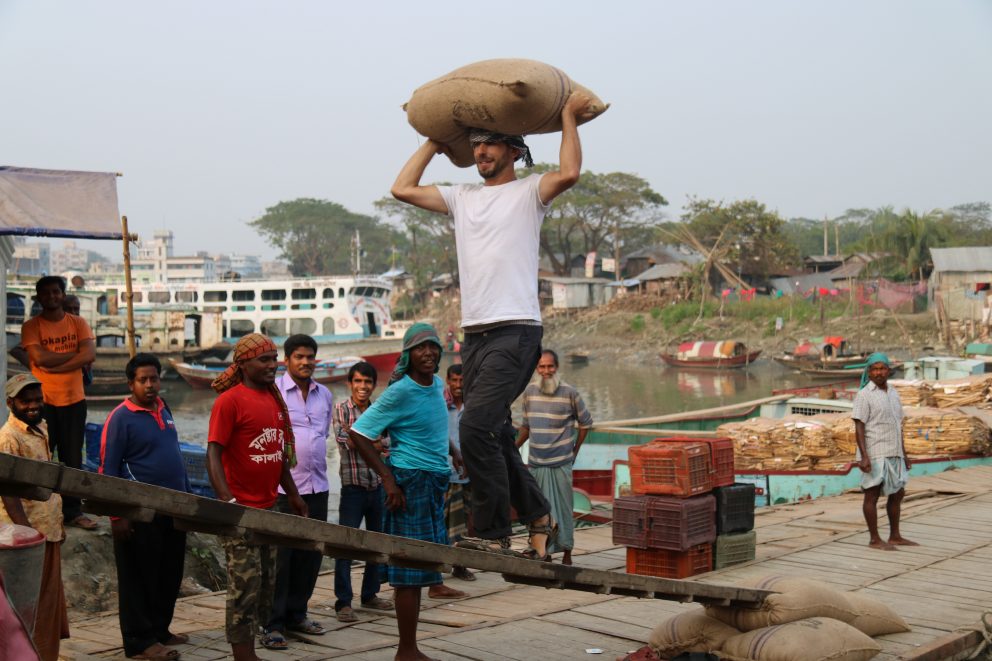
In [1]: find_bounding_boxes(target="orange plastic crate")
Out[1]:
[628,442,712,497]
[654,437,735,488]
[625,544,713,579]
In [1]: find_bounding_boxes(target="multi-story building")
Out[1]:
[11,239,50,276]
[51,240,91,274]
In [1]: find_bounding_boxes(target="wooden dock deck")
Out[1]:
[59,465,992,660]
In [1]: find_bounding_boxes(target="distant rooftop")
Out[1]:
[931,247,992,273]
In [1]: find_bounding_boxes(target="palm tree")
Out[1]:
[860,208,948,280]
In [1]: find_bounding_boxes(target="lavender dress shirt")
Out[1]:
[276,373,333,495]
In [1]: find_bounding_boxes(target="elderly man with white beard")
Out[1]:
[515,349,593,565]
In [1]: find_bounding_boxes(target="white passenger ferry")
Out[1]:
[119,275,400,345]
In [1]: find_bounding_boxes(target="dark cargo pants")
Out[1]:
[459,324,550,539]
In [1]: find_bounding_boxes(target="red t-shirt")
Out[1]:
[208,384,286,509]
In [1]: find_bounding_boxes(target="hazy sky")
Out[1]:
[2,1,990,261]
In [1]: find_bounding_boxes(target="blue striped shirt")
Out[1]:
[521,382,593,468]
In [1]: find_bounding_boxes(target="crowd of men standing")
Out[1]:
[0,277,594,661]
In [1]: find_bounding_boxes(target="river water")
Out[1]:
[86,356,824,445]
[85,357,828,522]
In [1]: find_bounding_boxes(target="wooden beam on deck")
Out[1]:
[0,454,772,608]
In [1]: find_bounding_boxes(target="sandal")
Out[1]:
[524,516,558,561]
[287,618,326,635]
[129,643,180,660]
[161,633,188,646]
[259,630,289,650]
[452,565,476,581]
[455,536,528,558]
[336,606,359,623]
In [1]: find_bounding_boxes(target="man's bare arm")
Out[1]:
[515,426,530,449]
[573,427,590,458]
[391,140,450,214]
[854,419,871,471]
[539,93,595,205]
[207,443,235,502]
[25,344,74,369]
[348,428,405,511]
[44,339,96,373]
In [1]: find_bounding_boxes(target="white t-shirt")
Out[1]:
[438,174,550,328]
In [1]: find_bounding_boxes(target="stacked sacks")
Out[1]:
[720,618,880,661]
[641,576,909,661]
[403,58,609,167]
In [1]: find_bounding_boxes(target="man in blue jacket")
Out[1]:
[101,353,191,660]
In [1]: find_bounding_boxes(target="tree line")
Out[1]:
[248,172,991,287]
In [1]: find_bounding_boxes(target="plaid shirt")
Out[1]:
[852,381,905,459]
[334,397,389,490]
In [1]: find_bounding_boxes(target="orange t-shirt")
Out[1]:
[20,314,94,407]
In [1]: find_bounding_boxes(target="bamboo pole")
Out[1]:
[592,394,790,429]
[121,216,137,358]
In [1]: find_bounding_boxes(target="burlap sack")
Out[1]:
[720,617,881,661]
[648,609,740,656]
[845,592,910,636]
[705,575,856,631]
[404,58,609,167]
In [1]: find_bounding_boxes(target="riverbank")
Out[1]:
[540,296,944,364]
[424,293,946,364]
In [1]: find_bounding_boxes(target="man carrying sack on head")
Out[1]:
[206,333,308,661]
[391,92,597,561]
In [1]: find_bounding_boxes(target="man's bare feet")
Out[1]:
[394,651,439,661]
[427,583,468,599]
[889,537,919,546]
[868,539,898,551]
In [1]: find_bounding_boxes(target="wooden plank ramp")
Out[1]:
[5,457,991,659]
[0,454,768,609]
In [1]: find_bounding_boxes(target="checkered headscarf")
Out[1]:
[211,333,297,467]
[468,129,534,167]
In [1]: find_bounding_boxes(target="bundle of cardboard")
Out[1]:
[716,416,854,471]
[901,406,992,455]
[887,379,935,407]
[718,408,992,470]
[930,374,992,408]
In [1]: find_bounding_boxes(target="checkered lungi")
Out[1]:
[385,467,449,587]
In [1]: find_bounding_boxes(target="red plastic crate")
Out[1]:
[625,544,713,579]
[612,496,649,548]
[628,442,712,497]
[654,437,735,488]
[646,494,716,551]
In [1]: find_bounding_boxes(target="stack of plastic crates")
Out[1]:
[621,441,716,578]
[713,482,757,568]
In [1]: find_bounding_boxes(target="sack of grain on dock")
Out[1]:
[403,58,609,167]
[705,575,908,639]
[718,617,881,661]
[647,608,740,657]
[705,575,858,631]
